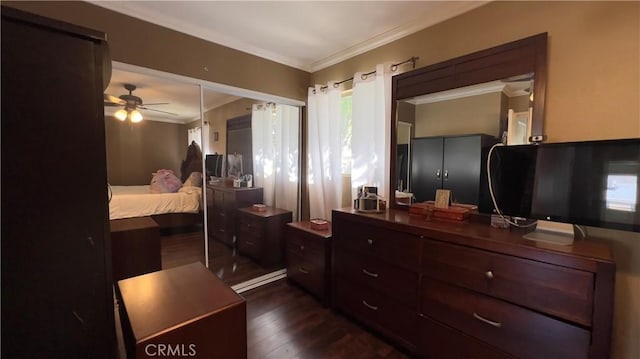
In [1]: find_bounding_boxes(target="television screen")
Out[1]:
[531,138,640,232]
[484,138,640,232]
[205,154,224,178]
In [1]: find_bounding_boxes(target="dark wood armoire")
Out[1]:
[1,6,115,358]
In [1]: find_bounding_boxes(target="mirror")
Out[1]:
[390,33,548,208]
[105,64,302,288]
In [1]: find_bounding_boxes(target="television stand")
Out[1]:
[523,220,574,245]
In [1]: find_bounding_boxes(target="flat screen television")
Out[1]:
[484,138,640,233]
[205,154,224,178]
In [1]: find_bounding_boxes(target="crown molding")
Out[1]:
[91,1,488,73]
[408,82,506,105]
[309,1,488,72]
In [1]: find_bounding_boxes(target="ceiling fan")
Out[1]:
[104,83,177,122]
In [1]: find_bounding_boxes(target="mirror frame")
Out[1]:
[389,32,548,208]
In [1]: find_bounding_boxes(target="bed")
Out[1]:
[109,185,203,229]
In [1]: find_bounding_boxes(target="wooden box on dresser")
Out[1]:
[332,208,615,359]
[236,206,292,267]
[285,221,333,306]
[206,184,263,246]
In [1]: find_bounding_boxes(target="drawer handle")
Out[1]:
[300,245,304,251]
[362,300,378,311]
[473,313,502,328]
[367,239,374,246]
[246,240,254,246]
[299,267,309,274]
[362,269,379,278]
[485,270,494,280]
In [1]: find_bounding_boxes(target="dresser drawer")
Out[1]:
[335,278,417,349]
[335,220,420,270]
[286,251,325,299]
[335,248,417,309]
[421,240,594,326]
[418,315,514,359]
[420,277,590,359]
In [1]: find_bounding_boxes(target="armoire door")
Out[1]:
[1,7,115,358]
[411,137,444,202]
[443,135,484,205]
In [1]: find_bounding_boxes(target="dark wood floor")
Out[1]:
[160,228,283,286]
[242,280,413,359]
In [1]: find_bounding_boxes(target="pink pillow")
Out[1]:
[150,169,182,193]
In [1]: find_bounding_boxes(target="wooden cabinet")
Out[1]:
[117,263,246,359]
[206,184,262,245]
[332,208,615,359]
[236,206,292,267]
[285,221,332,305]
[1,6,115,357]
[411,134,496,206]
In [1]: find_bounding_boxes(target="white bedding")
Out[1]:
[109,185,202,220]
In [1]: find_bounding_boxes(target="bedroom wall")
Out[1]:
[2,1,310,102]
[105,117,187,186]
[312,2,639,358]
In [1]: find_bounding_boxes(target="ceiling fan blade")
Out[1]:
[104,93,125,105]
[142,102,170,106]
[138,106,178,116]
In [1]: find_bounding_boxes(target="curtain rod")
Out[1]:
[318,56,419,92]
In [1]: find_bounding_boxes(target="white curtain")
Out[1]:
[307,83,343,220]
[351,63,394,201]
[252,103,300,220]
[188,126,202,150]
[202,121,210,154]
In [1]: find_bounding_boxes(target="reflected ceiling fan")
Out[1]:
[104,83,177,123]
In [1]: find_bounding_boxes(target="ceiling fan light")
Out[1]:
[114,109,128,121]
[130,110,143,123]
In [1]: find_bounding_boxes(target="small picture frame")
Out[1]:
[213,131,219,142]
[435,189,451,208]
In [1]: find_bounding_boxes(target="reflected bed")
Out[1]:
[109,185,202,224]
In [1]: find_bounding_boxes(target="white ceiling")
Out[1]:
[99,1,490,123]
[105,68,241,124]
[92,1,487,72]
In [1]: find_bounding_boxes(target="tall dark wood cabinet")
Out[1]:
[411,134,496,205]
[1,7,115,358]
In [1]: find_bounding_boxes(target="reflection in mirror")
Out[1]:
[391,33,548,208]
[203,88,300,286]
[397,76,534,205]
[104,67,206,281]
[104,65,302,288]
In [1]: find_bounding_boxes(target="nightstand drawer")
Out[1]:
[336,221,420,270]
[236,232,263,259]
[286,252,325,298]
[420,277,590,359]
[421,240,594,326]
[335,248,417,309]
[286,230,323,257]
[237,214,264,238]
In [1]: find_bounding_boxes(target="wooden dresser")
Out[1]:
[332,208,615,359]
[206,184,263,246]
[236,206,292,267]
[285,221,332,306]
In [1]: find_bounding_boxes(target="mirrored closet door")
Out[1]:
[105,63,302,288]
